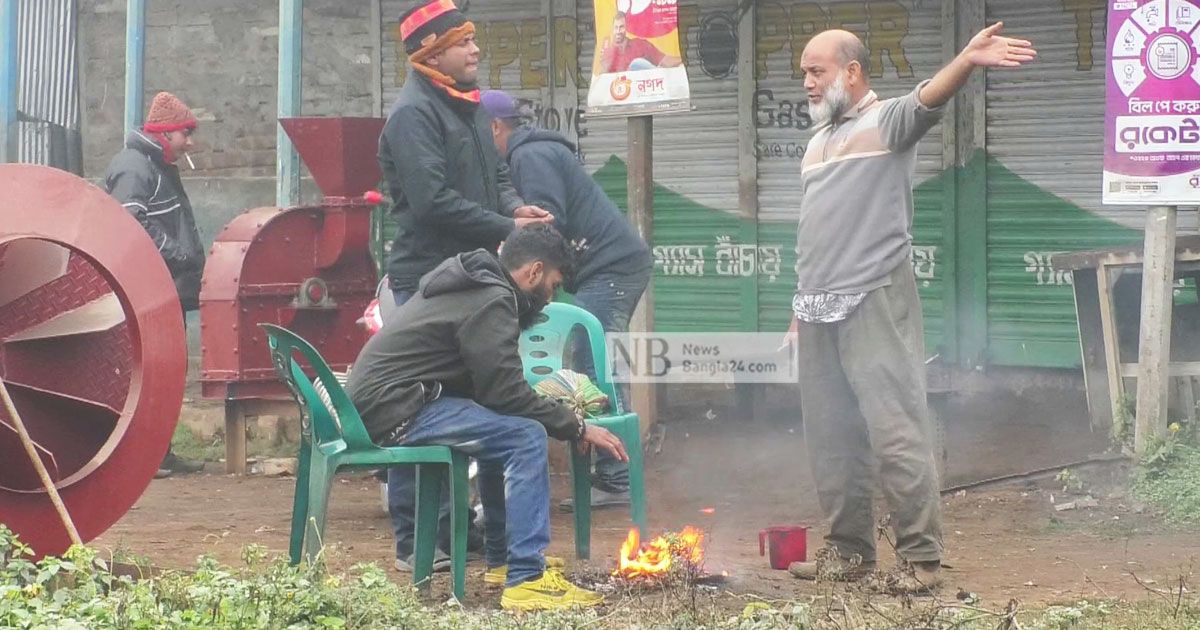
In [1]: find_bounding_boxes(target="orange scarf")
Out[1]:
[408,22,480,104]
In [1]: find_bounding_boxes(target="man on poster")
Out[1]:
[593,10,681,75]
[586,0,690,113]
[783,24,1035,593]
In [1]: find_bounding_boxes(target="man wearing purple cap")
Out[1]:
[482,90,653,512]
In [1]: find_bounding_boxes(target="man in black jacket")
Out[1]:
[104,91,205,478]
[346,224,627,611]
[482,90,653,512]
[377,0,553,573]
[380,0,551,294]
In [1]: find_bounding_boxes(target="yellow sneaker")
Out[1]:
[500,569,603,611]
[483,555,565,588]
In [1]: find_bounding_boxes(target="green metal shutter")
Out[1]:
[983,0,1141,368]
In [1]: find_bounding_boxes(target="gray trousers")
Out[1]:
[797,261,943,564]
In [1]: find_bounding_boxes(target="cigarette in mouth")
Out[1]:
[185,153,196,170]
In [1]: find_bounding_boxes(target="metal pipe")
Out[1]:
[277,0,302,207]
[124,0,145,134]
[0,0,18,163]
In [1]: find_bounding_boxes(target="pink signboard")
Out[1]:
[1105,0,1200,204]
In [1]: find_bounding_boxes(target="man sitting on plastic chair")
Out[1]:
[345,224,628,611]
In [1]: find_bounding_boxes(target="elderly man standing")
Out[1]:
[784,24,1034,592]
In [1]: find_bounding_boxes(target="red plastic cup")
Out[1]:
[759,526,808,570]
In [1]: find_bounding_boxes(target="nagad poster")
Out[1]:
[587,0,691,116]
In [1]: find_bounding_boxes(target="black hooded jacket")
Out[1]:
[345,249,582,443]
[104,131,205,310]
[380,72,524,291]
[505,126,651,290]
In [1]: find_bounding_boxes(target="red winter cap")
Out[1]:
[143,92,198,133]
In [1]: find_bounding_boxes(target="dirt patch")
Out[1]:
[94,417,1200,609]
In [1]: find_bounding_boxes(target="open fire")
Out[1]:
[613,526,706,580]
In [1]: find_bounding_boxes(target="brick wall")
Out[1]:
[79,0,376,179]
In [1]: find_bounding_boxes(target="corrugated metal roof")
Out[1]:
[16,0,79,167]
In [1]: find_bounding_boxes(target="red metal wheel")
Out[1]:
[0,164,186,557]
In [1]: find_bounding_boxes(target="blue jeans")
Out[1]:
[383,288,479,560]
[398,396,550,586]
[570,267,650,493]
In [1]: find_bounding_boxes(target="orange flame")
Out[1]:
[614,526,705,579]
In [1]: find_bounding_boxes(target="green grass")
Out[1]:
[169,423,298,465]
[1135,444,1200,525]
[3,525,1199,629]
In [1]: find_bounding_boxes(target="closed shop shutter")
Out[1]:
[754,0,949,350]
[984,0,1142,368]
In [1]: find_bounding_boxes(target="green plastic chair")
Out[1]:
[519,302,647,559]
[260,324,470,601]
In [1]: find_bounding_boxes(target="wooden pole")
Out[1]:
[734,1,759,419]
[627,115,655,435]
[0,379,83,547]
[1134,206,1178,455]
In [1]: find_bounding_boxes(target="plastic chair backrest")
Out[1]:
[260,324,377,451]
[519,302,624,414]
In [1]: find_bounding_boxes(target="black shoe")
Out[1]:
[558,487,630,512]
[161,451,205,474]
[395,550,452,573]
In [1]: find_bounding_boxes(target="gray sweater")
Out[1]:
[795,82,943,295]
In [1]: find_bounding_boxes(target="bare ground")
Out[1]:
[95,410,1200,610]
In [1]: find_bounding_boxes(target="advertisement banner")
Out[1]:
[587,0,691,116]
[1104,0,1200,204]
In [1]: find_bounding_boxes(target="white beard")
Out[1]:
[809,72,851,125]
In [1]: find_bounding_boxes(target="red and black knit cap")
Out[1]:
[400,0,473,60]
[143,92,198,134]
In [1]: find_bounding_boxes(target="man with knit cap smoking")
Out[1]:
[104,91,205,478]
[374,0,553,582]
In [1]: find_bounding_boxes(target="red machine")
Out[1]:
[199,117,384,473]
[0,164,186,556]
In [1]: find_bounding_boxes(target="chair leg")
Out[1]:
[569,443,593,560]
[303,460,335,565]
[413,463,445,591]
[288,444,313,565]
[621,419,648,537]
[449,453,470,602]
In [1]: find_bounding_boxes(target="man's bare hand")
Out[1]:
[779,314,798,352]
[515,217,552,230]
[514,205,552,219]
[963,22,1035,68]
[577,423,629,462]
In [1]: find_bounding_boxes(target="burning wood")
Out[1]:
[613,526,706,580]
